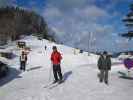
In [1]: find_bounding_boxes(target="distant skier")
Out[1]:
[20,51,27,71]
[97,51,111,85]
[51,46,63,83]
[45,45,47,50]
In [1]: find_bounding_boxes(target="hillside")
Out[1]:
[0,6,54,45]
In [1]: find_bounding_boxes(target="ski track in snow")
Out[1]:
[0,36,133,100]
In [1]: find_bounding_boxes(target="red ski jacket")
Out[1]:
[51,51,62,65]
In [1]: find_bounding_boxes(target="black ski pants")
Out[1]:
[20,61,26,71]
[53,64,63,81]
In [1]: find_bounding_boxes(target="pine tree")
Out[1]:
[121,3,133,39]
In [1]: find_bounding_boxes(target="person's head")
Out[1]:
[52,46,57,52]
[22,51,25,55]
[103,51,107,55]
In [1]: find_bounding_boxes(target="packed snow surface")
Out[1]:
[0,36,133,100]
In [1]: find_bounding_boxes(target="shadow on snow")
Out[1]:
[63,71,72,82]
[27,66,42,72]
[0,67,22,87]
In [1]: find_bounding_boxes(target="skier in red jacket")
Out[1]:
[51,46,63,83]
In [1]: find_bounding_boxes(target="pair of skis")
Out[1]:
[45,63,64,89]
[44,80,64,89]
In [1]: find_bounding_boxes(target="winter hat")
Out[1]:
[52,46,57,50]
[103,51,107,55]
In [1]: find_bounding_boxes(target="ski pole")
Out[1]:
[48,62,53,82]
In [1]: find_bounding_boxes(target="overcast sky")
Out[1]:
[2,0,133,52]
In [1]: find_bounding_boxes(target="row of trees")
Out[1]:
[0,6,54,45]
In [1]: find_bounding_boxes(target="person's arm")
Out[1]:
[25,55,27,62]
[108,57,111,70]
[97,57,101,70]
[20,56,21,62]
[51,53,53,61]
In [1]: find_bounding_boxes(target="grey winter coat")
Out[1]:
[97,55,111,70]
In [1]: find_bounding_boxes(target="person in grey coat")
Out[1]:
[97,51,111,85]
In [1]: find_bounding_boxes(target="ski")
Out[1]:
[44,80,64,89]
[48,80,64,89]
[44,82,56,88]
[48,83,59,89]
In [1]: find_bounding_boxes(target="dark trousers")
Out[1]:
[20,61,26,71]
[53,64,63,81]
[99,70,109,84]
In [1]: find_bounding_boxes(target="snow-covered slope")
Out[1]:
[0,36,133,100]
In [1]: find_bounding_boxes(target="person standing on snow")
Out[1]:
[97,51,111,85]
[51,46,63,83]
[20,51,27,71]
[45,45,47,50]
